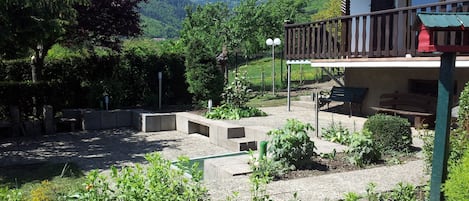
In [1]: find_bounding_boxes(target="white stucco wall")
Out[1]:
[344,68,469,115]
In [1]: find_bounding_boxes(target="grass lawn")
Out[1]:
[229,57,323,91]
[247,94,300,108]
[0,162,85,200]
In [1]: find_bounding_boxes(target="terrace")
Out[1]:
[284,0,469,62]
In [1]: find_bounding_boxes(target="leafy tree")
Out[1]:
[311,0,342,21]
[184,35,224,105]
[0,0,87,81]
[68,0,147,51]
[181,3,231,57]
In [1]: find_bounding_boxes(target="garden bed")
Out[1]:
[277,152,420,181]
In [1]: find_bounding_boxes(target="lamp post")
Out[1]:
[266,38,281,95]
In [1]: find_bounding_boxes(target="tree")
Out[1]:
[67,0,147,51]
[0,0,86,81]
[184,34,224,105]
[0,0,146,82]
[181,3,231,57]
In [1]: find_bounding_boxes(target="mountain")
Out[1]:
[189,0,240,8]
[139,0,329,39]
[139,0,194,38]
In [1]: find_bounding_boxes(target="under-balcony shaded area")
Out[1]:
[284,0,469,61]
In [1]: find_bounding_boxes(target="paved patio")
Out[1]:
[0,104,428,200]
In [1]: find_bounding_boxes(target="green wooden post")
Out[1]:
[429,52,455,201]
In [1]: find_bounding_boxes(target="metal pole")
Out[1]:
[315,89,319,137]
[158,72,162,110]
[272,45,275,95]
[429,52,455,201]
[287,64,291,112]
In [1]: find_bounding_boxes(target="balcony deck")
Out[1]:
[284,0,469,62]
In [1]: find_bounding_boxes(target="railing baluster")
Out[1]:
[354,16,359,57]
[362,16,367,57]
[384,14,390,56]
[376,15,383,57]
[392,12,399,56]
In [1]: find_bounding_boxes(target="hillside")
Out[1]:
[139,0,329,39]
[139,0,193,38]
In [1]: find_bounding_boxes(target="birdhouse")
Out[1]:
[415,12,469,53]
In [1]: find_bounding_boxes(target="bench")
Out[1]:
[370,92,437,128]
[319,86,368,116]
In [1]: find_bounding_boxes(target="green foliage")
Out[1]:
[345,130,381,167]
[419,127,469,174]
[74,152,208,200]
[343,192,362,201]
[388,183,417,201]
[364,114,412,153]
[458,81,469,130]
[0,40,191,116]
[443,149,469,201]
[139,0,192,38]
[0,187,23,201]
[223,71,252,108]
[205,104,267,120]
[321,122,351,145]
[184,36,224,105]
[360,182,416,201]
[418,128,434,174]
[267,119,317,170]
[448,128,469,167]
[311,0,342,21]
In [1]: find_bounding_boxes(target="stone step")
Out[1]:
[221,137,257,152]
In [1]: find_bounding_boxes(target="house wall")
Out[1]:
[344,68,469,115]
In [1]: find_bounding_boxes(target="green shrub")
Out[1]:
[184,37,224,106]
[74,152,208,200]
[458,81,469,130]
[0,187,23,201]
[364,114,412,152]
[205,104,266,120]
[267,119,317,170]
[321,122,351,145]
[443,149,469,201]
[346,130,381,167]
[223,71,251,108]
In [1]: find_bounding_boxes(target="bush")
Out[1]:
[321,122,351,145]
[222,71,251,108]
[443,149,469,201]
[205,104,266,120]
[346,129,381,167]
[267,119,317,170]
[458,81,469,130]
[74,153,208,200]
[184,37,224,106]
[364,114,412,152]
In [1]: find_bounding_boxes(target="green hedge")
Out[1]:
[444,149,469,201]
[0,41,191,117]
[363,114,412,152]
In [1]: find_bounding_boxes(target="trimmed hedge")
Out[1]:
[0,41,191,118]
[364,114,412,152]
[443,149,469,201]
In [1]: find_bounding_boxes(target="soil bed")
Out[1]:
[277,152,420,181]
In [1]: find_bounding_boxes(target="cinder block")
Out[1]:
[176,113,190,133]
[82,111,102,130]
[132,110,143,130]
[115,110,132,127]
[142,114,161,132]
[160,114,176,131]
[101,111,117,129]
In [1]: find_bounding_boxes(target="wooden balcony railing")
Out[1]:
[284,0,469,60]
